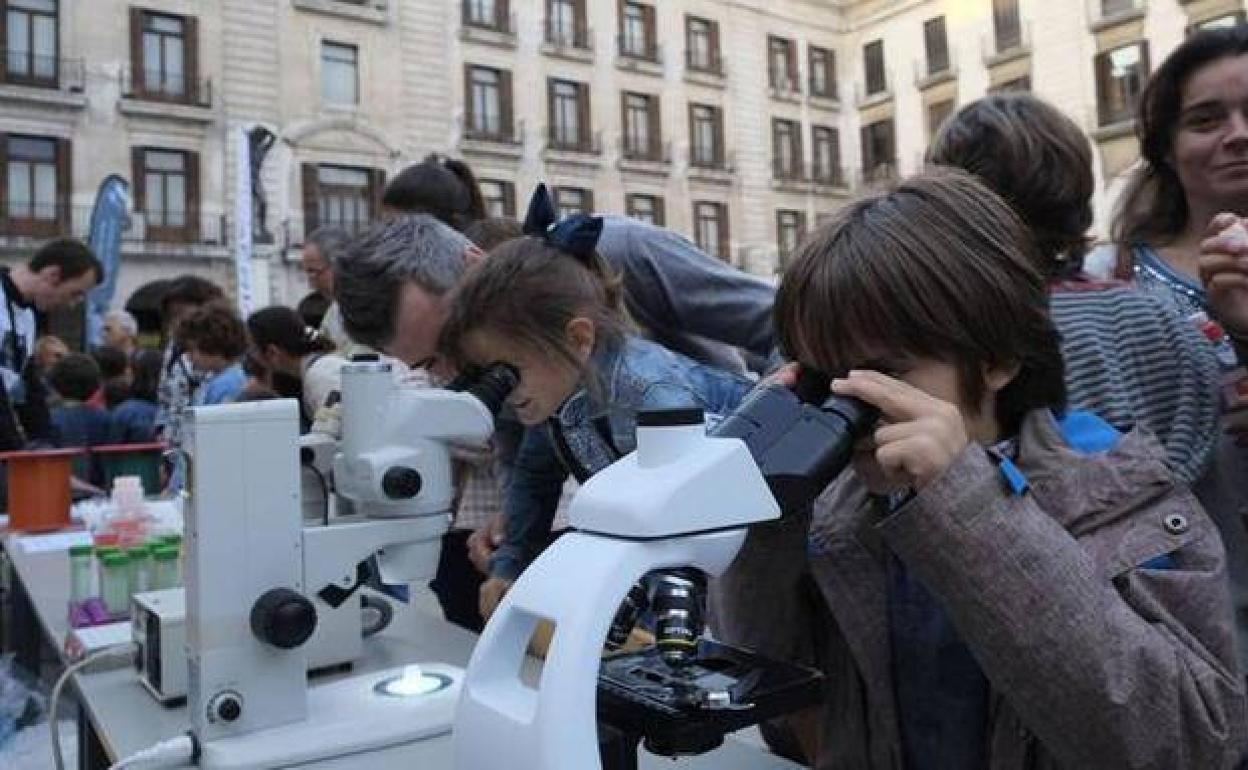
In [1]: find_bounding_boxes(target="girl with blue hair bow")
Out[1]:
[439,184,754,619]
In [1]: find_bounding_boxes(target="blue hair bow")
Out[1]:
[522,183,604,262]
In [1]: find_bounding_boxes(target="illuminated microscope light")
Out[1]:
[374,665,454,698]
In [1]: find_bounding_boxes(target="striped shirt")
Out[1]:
[1049,281,1219,485]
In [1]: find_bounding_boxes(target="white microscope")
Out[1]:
[180,357,515,768]
[455,377,877,770]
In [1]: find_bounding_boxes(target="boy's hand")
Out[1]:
[479,576,513,620]
[832,370,969,490]
[1199,213,1248,339]
[466,514,504,575]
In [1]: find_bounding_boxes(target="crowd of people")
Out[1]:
[0,24,1245,768]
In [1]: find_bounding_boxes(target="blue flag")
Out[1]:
[84,174,131,347]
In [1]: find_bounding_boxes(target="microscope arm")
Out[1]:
[302,515,451,602]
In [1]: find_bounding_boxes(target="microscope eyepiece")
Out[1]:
[447,362,519,416]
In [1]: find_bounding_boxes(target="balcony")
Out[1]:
[460,1,517,49]
[617,138,672,176]
[768,72,803,104]
[458,117,525,160]
[542,130,603,168]
[1088,0,1147,31]
[616,37,663,77]
[855,74,894,108]
[811,165,849,193]
[119,67,215,123]
[542,21,594,63]
[684,48,725,88]
[0,203,229,255]
[914,52,958,90]
[0,52,86,111]
[291,0,388,24]
[855,163,898,188]
[982,22,1032,67]
[687,149,735,186]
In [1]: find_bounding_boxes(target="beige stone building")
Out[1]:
[0,0,1244,336]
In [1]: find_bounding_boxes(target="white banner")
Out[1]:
[233,125,254,316]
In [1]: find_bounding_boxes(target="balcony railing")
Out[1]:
[617,35,661,63]
[461,0,513,34]
[618,137,671,164]
[0,51,85,91]
[686,47,723,76]
[463,120,520,144]
[768,71,802,96]
[120,66,213,108]
[811,165,847,187]
[772,158,807,182]
[0,203,228,247]
[545,19,592,50]
[545,129,602,155]
[689,146,729,170]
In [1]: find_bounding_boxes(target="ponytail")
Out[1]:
[247,306,336,357]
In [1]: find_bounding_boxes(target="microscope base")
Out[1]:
[199,663,462,769]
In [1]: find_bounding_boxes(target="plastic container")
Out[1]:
[100,552,131,617]
[151,546,180,590]
[93,443,164,496]
[126,545,152,595]
[69,544,94,601]
[0,448,82,532]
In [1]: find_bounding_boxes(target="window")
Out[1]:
[465,65,513,140]
[776,210,807,267]
[321,41,358,106]
[464,0,508,30]
[772,118,803,180]
[5,0,58,85]
[131,10,200,103]
[693,201,729,261]
[689,103,724,168]
[3,135,67,232]
[989,75,1031,93]
[548,78,590,150]
[1191,12,1246,34]
[863,39,886,96]
[479,179,515,217]
[547,0,588,48]
[809,46,836,99]
[927,99,955,139]
[622,92,660,160]
[811,126,841,185]
[1100,0,1134,19]
[1095,42,1149,126]
[686,16,720,74]
[620,1,656,61]
[302,163,382,236]
[860,118,895,183]
[992,0,1022,53]
[626,194,664,226]
[924,17,950,76]
[133,148,202,242]
[553,187,592,217]
[768,36,797,91]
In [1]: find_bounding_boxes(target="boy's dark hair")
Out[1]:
[381,154,487,232]
[30,239,103,284]
[440,236,626,375]
[775,170,1066,438]
[176,303,248,360]
[91,345,129,380]
[1112,25,1248,270]
[159,274,225,317]
[48,353,102,402]
[129,349,162,403]
[295,291,331,329]
[463,217,524,252]
[248,305,335,357]
[928,94,1094,276]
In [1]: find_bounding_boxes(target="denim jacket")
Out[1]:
[489,336,753,580]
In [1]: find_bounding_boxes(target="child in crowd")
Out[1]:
[91,344,131,409]
[246,305,344,435]
[108,349,161,443]
[711,171,1245,768]
[439,187,754,619]
[176,304,247,406]
[48,353,110,484]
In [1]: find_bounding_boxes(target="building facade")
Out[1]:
[0,0,1243,324]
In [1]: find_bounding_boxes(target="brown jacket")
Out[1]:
[712,410,1247,768]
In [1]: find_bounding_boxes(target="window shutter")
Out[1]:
[0,134,8,222]
[578,82,591,150]
[786,40,797,89]
[496,0,509,30]
[503,181,516,217]
[709,20,720,72]
[686,104,696,164]
[643,4,656,53]
[131,147,146,213]
[301,163,319,238]
[574,0,588,45]
[55,138,71,232]
[546,79,556,145]
[718,203,730,262]
[831,128,842,183]
[500,70,514,140]
[0,6,8,83]
[185,15,200,104]
[130,8,145,94]
[771,120,782,176]
[860,125,874,174]
[583,189,595,215]
[808,47,818,93]
[795,122,805,178]
[654,196,665,227]
[185,151,200,243]
[713,106,725,167]
[619,91,629,152]
[464,66,476,135]
[648,94,661,159]
[883,119,895,168]
[829,50,837,98]
[369,168,385,225]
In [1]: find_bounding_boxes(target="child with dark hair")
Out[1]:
[712,171,1245,768]
[91,344,131,409]
[247,305,343,434]
[176,303,247,406]
[440,187,754,620]
[48,353,110,483]
[381,154,487,231]
[108,349,161,443]
[463,217,523,252]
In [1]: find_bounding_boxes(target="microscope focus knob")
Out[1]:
[382,466,422,499]
[250,588,317,649]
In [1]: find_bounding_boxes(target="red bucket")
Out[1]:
[0,448,82,532]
